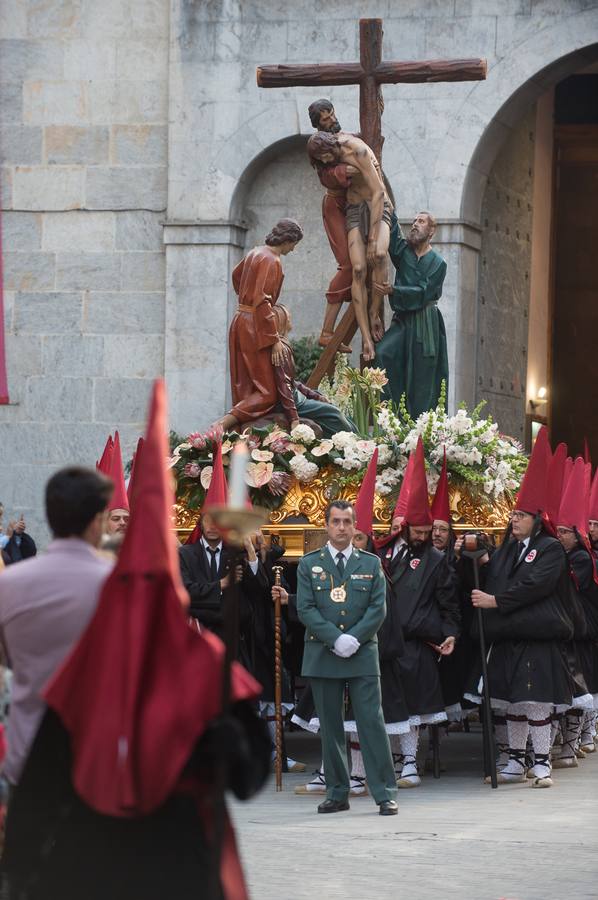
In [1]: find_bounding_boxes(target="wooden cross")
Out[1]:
[257,18,487,385]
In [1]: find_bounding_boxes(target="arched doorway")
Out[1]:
[460,44,598,446]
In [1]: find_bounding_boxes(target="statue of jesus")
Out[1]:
[307,130,392,361]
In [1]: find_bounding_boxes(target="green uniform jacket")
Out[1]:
[297,547,386,678]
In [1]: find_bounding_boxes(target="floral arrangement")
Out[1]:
[170,377,528,515]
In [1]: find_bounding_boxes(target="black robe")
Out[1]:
[568,544,598,697]
[384,542,460,720]
[468,530,575,706]
[178,541,268,678]
[2,704,271,900]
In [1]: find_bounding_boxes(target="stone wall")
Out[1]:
[0,0,169,541]
[476,106,536,441]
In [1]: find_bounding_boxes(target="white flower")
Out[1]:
[290,423,316,445]
[332,431,358,451]
[376,444,393,465]
[311,439,334,457]
[245,461,274,488]
[289,455,319,483]
[200,466,213,489]
[375,479,392,495]
[221,440,233,455]
[251,449,274,462]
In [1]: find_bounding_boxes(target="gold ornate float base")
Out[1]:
[175,469,512,561]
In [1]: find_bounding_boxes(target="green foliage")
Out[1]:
[290,336,323,384]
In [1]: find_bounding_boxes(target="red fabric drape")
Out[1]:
[0,204,10,403]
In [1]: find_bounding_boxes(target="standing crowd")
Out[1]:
[0,391,596,892]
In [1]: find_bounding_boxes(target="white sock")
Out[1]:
[528,705,552,777]
[503,712,528,777]
[349,732,366,780]
[399,727,419,779]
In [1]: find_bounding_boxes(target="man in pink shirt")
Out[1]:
[0,467,113,784]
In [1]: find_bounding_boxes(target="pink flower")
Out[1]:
[200,466,213,489]
[187,432,206,450]
[184,462,201,479]
[245,461,274,488]
[270,437,290,453]
[268,472,292,496]
[204,424,224,443]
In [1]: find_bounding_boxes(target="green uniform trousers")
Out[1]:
[310,675,398,804]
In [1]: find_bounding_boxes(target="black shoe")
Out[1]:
[317,799,350,814]
[379,800,398,816]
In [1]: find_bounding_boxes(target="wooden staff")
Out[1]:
[272,564,284,792]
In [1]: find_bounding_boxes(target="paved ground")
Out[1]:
[232,728,598,900]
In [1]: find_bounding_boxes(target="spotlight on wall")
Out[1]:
[529,386,548,412]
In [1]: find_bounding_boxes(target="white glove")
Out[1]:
[333,634,360,658]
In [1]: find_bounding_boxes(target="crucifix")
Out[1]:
[257,18,486,387]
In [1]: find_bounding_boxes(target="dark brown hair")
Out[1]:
[265,218,304,246]
[272,303,291,336]
[46,467,113,538]
[308,98,334,129]
[307,132,341,167]
[325,500,355,524]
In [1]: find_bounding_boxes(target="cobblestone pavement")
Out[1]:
[231,728,598,900]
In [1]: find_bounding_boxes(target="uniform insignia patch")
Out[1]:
[312,566,323,573]
[410,558,421,570]
[525,549,537,563]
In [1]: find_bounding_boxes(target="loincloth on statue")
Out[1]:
[345,198,393,241]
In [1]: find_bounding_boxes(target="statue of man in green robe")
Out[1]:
[373,211,448,418]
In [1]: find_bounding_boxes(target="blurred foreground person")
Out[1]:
[2,381,270,900]
[0,467,113,786]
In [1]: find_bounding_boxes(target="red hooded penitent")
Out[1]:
[107,431,129,513]
[185,440,227,545]
[430,447,450,525]
[402,437,433,527]
[514,425,550,515]
[45,380,260,819]
[96,434,114,475]
[354,448,379,537]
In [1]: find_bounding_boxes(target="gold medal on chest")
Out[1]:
[330,585,347,603]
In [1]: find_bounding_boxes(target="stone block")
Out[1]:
[85,167,166,211]
[3,291,15,332]
[3,252,55,291]
[115,39,168,80]
[0,166,12,208]
[0,3,27,39]
[93,377,154,425]
[0,125,43,165]
[287,20,358,63]
[55,252,121,291]
[43,211,115,253]
[112,125,167,165]
[14,292,83,334]
[25,376,94,423]
[26,0,83,38]
[42,334,104,376]
[0,38,65,80]
[13,166,84,210]
[84,291,164,335]
[2,212,42,251]
[115,211,163,251]
[63,39,117,79]
[82,0,168,39]
[102,334,164,378]
[45,125,110,165]
[5,333,43,377]
[455,0,531,13]
[0,82,23,124]
[23,82,88,126]
[120,252,165,291]
[424,15,498,60]
[88,80,167,125]
[213,21,288,62]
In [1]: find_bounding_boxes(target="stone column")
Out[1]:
[163,221,247,434]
